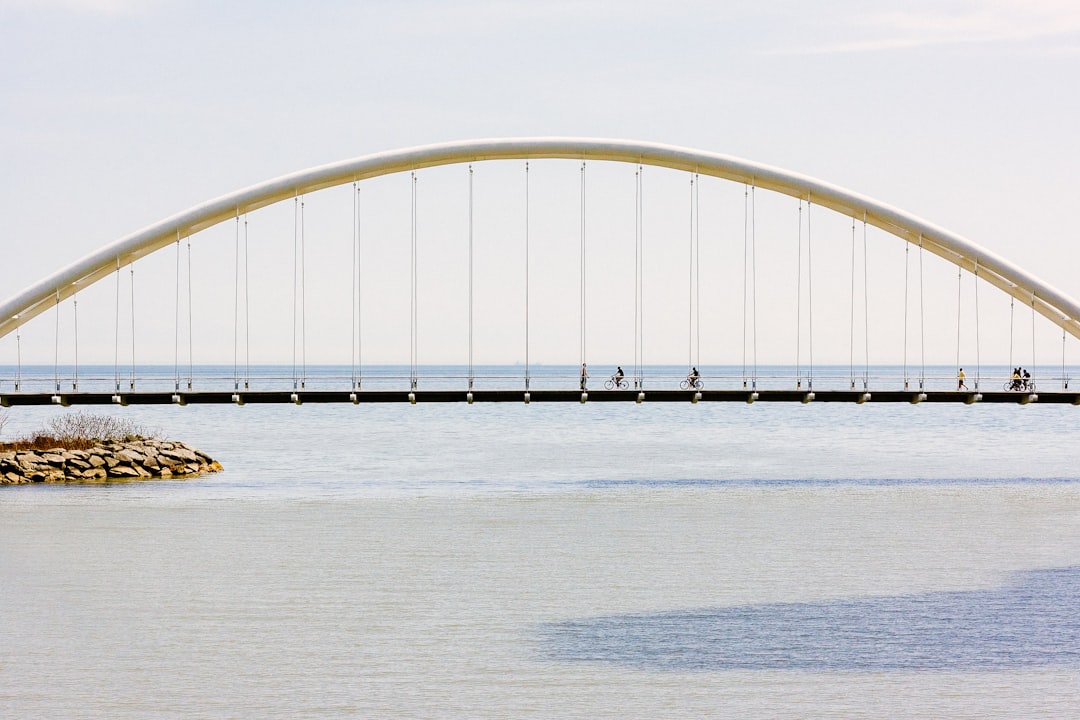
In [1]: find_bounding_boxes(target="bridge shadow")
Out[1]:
[537,567,1080,671]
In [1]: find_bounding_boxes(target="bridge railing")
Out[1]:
[0,366,1070,395]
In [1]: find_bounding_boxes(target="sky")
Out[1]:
[2,0,1079,373]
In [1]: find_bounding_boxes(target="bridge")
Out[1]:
[2,138,1078,407]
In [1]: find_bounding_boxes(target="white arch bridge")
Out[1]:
[2,137,1078,406]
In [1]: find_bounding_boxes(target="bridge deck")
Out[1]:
[1,389,1073,406]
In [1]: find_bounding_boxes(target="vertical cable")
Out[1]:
[863,216,869,389]
[634,166,640,388]
[805,195,811,390]
[687,174,694,372]
[292,195,298,389]
[974,260,981,390]
[53,289,60,392]
[187,236,193,390]
[849,218,856,388]
[695,173,701,372]
[580,162,586,371]
[903,243,909,389]
[15,322,21,391]
[234,212,240,390]
[351,182,357,388]
[919,238,925,389]
[1009,296,1015,371]
[130,262,136,389]
[1062,327,1067,390]
[468,165,474,390]
[741,185,748,387]
[244,215,250,389]
[114,256,121,391]
[411,172,418,390]
[300,197,306,389]
[752,185,759,387]
[1031,293,1037,384]
[360,185,369,388]
[174,231,181,391]
[796,200,802,388]
[524,162,530,390]
[956,265,963,383]
[73,291,79,390]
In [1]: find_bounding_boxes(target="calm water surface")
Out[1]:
[3,368,1080,718]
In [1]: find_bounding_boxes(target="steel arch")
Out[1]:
[2,137,1078,341]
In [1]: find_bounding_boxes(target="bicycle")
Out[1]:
[605,376,629,390]
[680,378,704,391]
[1002,380,1035,392]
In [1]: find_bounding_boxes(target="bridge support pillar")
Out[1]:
[50,395,69,407]
[856,392,871,404]
[523,391,530,404]
[232,394,245,406]
[408,392,416,405]
[112,395,128,407]
[1020,393,1038,405]
[910,392,927,404]
[171,394,187,406]
[802,392,815,404]
[636,391,644,404]
[746,392,759,404]
[466,392,474,405]
[964,393,982,405]
[580,392,588,404]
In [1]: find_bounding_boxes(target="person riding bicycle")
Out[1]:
[1011,368,1022,391]
[614,366,625,385]
[687,367,701,388]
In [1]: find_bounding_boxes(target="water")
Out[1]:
[3,366,1080,718]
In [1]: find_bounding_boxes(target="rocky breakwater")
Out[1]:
[0,438,222,485]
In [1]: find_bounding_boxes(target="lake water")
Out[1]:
[3,366,1080,718]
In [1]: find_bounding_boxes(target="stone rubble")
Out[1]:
[0,438,222,485]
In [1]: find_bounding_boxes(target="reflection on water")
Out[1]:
[540,567,1080,671]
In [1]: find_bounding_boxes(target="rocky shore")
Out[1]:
[0,438,222,485]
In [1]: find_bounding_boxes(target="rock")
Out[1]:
[158,467,172,478]
[68,458,91,471]
[4,472,24,484]
[116,449,145,464]
[83,468,107,480]
[88,455,107,468]
[141,454,160,469]
[161,447,199,464]
[103,455,119,468]
[42,453,67,465]
[108,465,140,478]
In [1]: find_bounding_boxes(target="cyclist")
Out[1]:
[614,366,625,386]
[687,367,701,389]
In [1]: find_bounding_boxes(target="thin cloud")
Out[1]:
[0,0,151,15]
[772,1,1080,55]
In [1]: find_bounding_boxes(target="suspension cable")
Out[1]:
[352,187,361,390]
[300,197,306,389]
[15,321,21,391]
[955,264,963,383]
[919,236,926,389]
[1031,293,1037,383]
[1009,296,1015,371]
[411,173,418,390]
[634,166,640,388]
[635,165,644,389]
[234,211,240,390]
[174,230,181,391]
[580,162,586,371]
[695,173,701,372]
[53,289,60,392]
[244,215,250,389]
[796,200,802,388]
[903,242,909,389]
[351,182,358,388]
[73,289,79,390]
[468,164,474,391]
[687,174,694,372]
[863,216,869,389]
[130,261,136,389]
[292,195,298,390]
[114,256,121,391]
[805,195,811,390]
[849,217,856,388]
[1063,327,1068,390]
[742,185,748,387]
[974,260,981,390]
[520,160,524,390]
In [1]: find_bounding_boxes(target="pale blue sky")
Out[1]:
[2,0,1079,367]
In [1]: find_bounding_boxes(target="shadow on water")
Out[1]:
[538,567,1080,671]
